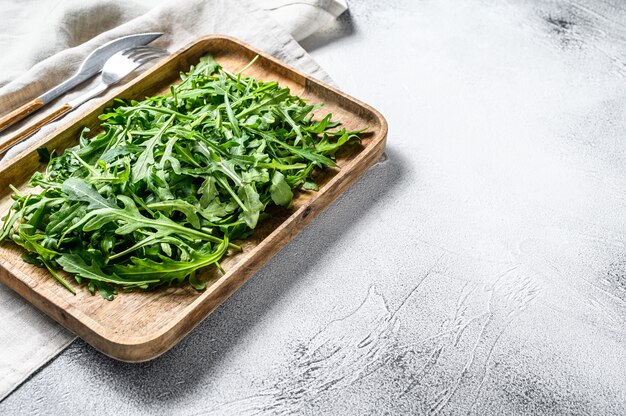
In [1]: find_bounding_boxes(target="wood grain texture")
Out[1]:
[0,35,387,362]
[0,103,73,156]
[0,98,45,133]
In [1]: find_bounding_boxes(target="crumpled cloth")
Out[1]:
[0,0,347,402]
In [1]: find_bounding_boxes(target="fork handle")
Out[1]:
[0,103,73,157]
[0,98,46,133]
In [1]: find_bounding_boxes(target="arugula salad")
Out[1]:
[0,54,362,300]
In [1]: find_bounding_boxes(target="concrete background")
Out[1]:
[2,0,626,414]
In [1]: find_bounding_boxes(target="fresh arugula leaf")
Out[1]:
[114,238,228,283]
[61,178,114,210]
[270,171,293,207]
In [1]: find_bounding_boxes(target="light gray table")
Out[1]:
[2,0,626,414]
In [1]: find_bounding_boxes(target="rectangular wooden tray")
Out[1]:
[0,35,387,361]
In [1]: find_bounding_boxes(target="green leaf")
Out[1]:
[94,281,116,301]
[252,130,337,167]
[46,203,86,236]
[242,168,269,184]
[61,178,115,210]
[57,254,159,286]
[199,176,218,208]
[239,184,263,228]
[270,171,293,207]
[115,238,229,282]
[303,180,319,191]
[131,114,174,183]
[223,91,241,137]
[147,200,202,229]
[13,227,59,261]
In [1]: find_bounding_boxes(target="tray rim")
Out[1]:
[0,34,388,361]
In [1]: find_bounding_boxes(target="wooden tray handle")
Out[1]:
[0,98,45,132]
[0,103,73,156]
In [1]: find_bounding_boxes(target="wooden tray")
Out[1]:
[0,35,387,362]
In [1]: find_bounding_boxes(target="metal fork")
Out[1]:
[0,46,169,158]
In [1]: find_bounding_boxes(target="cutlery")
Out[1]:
[0,46,168,157]
[0,32,163,133]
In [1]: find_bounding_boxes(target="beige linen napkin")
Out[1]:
[0,0,347,401]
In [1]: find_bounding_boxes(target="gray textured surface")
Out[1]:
[2,0,626,414]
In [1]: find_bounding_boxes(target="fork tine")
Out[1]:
[136,55,167,65]
[122,47,154,56]
[124,46,167,59]
[126,45,162,52]
[133,51,168,63]
[131,50,167,60]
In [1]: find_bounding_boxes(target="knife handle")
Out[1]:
[0,103,73,157]
[0,98,46,133]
